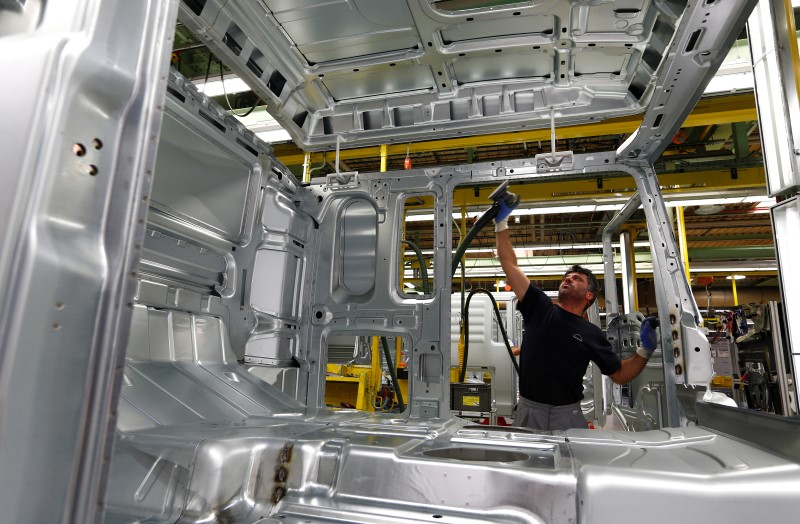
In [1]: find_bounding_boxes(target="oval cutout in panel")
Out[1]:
[340,199,377,296]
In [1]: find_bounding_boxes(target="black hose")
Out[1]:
[380,336,405,412]
[461,288,520,383]
[402,240,429,295]
[451,204,500,278]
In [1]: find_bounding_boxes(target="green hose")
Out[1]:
[403,239,429,295]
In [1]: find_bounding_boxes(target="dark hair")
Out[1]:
[563,264,600,310]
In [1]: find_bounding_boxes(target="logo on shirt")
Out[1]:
[573,334,583,342]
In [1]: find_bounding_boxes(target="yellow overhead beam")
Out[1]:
[274,93,757,166]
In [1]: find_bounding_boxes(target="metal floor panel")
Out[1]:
[104,417,800,523]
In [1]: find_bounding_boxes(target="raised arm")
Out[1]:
[495,202,528,302]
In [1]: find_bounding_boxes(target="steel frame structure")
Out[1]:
[3,1,800,523]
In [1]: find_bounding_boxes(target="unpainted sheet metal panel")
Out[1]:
[177,0,684,149]
[0,1,179,522]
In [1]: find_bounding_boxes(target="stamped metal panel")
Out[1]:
[245,162,315,370]
[0,1,178,522]
[177,0,704,150]
[107,416,800,523]
[145,70,312,359]
[569,425,800,524]
[151,114,253,242]
[297,172,447,417]
[118,305,302,432]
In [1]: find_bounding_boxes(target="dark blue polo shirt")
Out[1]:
[518,283,621,405]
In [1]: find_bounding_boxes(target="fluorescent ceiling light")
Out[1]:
[704,71,754,95]
[255,129,292,143]
[726,275,747,280]
[664,195,773,208]
[404,241,648,257]
[193,75,251,97]
[411,263,776,279]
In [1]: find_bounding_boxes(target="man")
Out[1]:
[494,201,657,431]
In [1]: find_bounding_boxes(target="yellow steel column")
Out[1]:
[380,144,388,172]
[675,206,691,280]
[302,152,311,183]
[731,275,739,307]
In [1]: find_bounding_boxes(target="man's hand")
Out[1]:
[494,200,517,232]
[636,316,659,359]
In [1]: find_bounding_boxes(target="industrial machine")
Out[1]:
[3,1,800,523]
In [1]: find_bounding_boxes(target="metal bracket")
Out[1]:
[325,171,359,189]
[535,151,574,172]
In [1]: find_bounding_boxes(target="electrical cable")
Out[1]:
[461,288,520,383]
[201,52,213,93]
[218,58,262,118]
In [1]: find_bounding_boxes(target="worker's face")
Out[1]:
[559,272,594,305]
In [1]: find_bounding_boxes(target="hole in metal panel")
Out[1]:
[247,53,264,77]
[182,0,206,16]
[684,29,702,53]
[293,110,308,128]
[268,70,287,97]
[199,111,226,133]
[235,139,258,157]
[223,25,244,56]
[166,86,186,102]
[653,113,663,128]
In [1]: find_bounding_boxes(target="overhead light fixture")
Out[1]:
[255,129,292,143]
[192,75,251,97]
[403,241,648,257]
[726,275,747,280]
[409,263,776,280]
[693,204,725,215]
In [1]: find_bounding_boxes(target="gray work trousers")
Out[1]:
[515,397,587,431]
